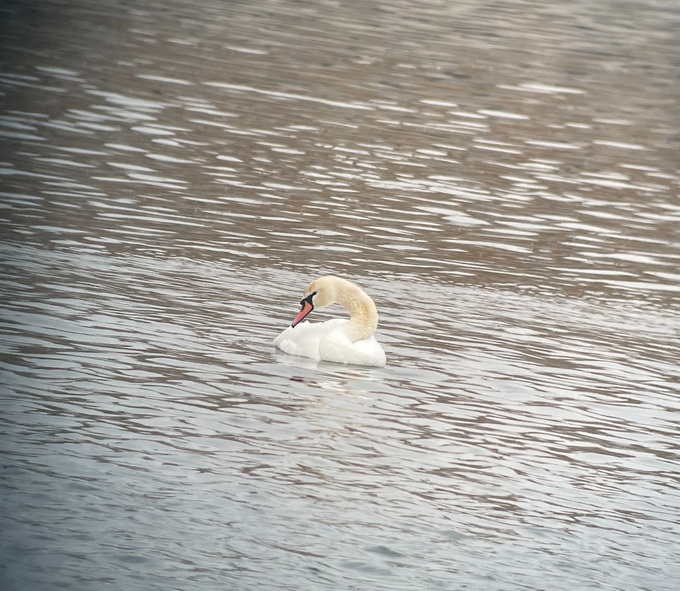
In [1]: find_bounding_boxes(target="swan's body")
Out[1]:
[273,276,386,367]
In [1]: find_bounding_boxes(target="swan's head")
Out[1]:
[291,276,337,327]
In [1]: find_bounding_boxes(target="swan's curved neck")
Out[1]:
[335,282,378,341]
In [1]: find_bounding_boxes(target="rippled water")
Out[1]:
[1,0,679,589]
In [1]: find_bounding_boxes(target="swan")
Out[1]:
[273,276,387,367]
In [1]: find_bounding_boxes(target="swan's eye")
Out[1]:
[300,291,317,306]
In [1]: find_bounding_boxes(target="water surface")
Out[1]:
[1,0,679,589]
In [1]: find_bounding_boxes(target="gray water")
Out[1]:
[1,0,679,589]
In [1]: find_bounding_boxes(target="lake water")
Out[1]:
[1,0,679,589]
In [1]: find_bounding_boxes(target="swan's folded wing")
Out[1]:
[317,332,387,368]
[273,319,346,361]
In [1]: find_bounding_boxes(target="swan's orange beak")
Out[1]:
[291,293,314,327]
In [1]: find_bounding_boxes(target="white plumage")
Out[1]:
[273,276,386,368]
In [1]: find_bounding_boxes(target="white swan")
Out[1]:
[273,276,386,367]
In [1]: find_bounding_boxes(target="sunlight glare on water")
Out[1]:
[1,0,679,590]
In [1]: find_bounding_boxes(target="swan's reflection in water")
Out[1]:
[273,349,382,397]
